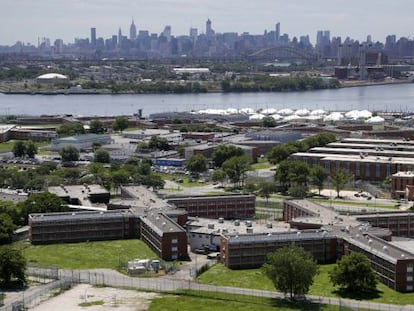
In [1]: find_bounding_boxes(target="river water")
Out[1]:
[0,83,413,117]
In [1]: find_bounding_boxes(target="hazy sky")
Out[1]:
[1,0,413,46]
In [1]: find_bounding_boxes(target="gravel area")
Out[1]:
[29,284,160,311]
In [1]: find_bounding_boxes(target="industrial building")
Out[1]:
[50,134,112,151]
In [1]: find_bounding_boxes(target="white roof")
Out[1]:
[37,73,68,80]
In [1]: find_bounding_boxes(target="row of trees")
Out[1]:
[263,246,377,300]
[56,116,129,137]
[186,145,252,188]
[274,160,351,198]
[221,76,340,93]
[267,132,337,164]
[12,141,38,158]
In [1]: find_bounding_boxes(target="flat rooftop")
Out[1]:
[310,147,414,158]
[121,186,172,210]
[187,217,291,236]
[29,209,134,223]
[292,152,414,165]
[226,230,335,245]
[328,142,414,152]
[140,212,185,235]
[342,138,414,146]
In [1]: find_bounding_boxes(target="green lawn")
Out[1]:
[251,160,275,171]
[0,140,49,153]
[21,239,157,270]
[198,264,414,305]
[149,290,350,311]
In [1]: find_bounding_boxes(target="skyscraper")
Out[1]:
[91,27,96,47]
[190,28,198,41]
[206,18,214,37]
[162,25,172,42]
[130,18,137,40]
[118,27,122,47]
[275,22,280,43]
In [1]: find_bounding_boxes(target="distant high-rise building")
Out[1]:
[91,27,96,47]
[190,27,198,41]
[130,18,137,40]
[118,27,122,47]
[54,39,64,54]
[366,35,372,44]
[299,35,311,47]
[316,30,330,46]
[162,25,172,42]
[206,18,214,37]
[275,22,280,43]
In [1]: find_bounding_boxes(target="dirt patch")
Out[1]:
[30,284,160,311]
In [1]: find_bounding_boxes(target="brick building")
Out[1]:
[391,171,414,200]
[290,138,414,183]
[29,210,138,244]
[139,212,188,261]
[167,194,255,219]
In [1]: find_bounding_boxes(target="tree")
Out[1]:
[112,116,129,132]
[148,136,170,151]
[59,146,80,162]
[274,160,310,194]
[186,154,207,176]
[330,168,351,198]
[329,252,378,293]
[0,246,26,287]
[263,245,318,300]
[0,213,16,245]
[311,165,328,196]
[258,181,275,204]
[57,123,85,137]
[25,141,38,158]
[19,192,67,221]
[222,155,251,188]
[212,169,226,186]
[89,119,105,134]
[94,149,111,163]
[262,116,276,127]
[12,141,26,157]
[212,145,244,168]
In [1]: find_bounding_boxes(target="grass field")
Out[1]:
[251,160,275,171]
[21,239,157,270]
[0,140,49,153]
[198,264,414,305]
[148,290,354,311]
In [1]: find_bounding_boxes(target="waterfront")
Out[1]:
[0,83,413,117]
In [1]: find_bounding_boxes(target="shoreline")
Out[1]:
[340,79,412,88]
[0,79,412,96]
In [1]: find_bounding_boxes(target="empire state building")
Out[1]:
[130,18,137,40]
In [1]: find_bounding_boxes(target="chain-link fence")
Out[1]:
[2,266,414,311]
[0,279,72,311]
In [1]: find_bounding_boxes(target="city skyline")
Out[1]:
[1,0,414,46]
